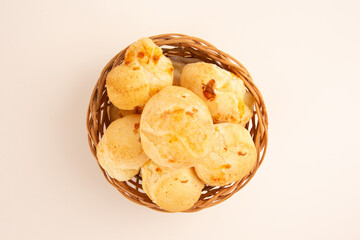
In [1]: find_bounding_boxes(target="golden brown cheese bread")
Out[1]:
[140,86,215,168]
[96,114,148,181]
[106,38,173,110]
[141,161,204,212]
[195,123,257,186]
[180,62,254,126]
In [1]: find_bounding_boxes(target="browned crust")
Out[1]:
[238,151,247,156]
[202,79,216,101]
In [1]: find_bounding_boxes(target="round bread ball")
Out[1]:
[106,37,173,110]
[108,104,142,122]
[141,161,204,212]
[195,123,257,186]
[96,114,149,181]
[180,62,254,126]
[140,86,215,168]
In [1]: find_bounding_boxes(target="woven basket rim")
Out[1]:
[86,33,268,212]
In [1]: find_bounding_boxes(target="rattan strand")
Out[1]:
[86,33,268,212]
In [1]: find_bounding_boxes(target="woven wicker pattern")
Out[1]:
[86,33,268,212]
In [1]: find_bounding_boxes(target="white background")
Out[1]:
[1,0,360,239]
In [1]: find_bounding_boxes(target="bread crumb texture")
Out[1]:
[140,86,215,168]
[195,123,257,186]
[180,62,254,126]
[96,114,148,181]
[141,161,204,212]
[106,38,173,110]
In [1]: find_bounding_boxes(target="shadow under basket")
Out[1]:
[86,33,268,212]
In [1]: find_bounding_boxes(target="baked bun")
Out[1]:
[96,114,148,181]
[195,123,257,186]
[141,161,204,212]
[169,56,201,86]
[106,38,173,110]
[140,86,215,168]
[180,62,254,126]
[108,104,142,122]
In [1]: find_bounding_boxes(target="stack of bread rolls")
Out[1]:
[97,37,257,212]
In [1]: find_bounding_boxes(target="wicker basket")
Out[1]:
[86,33,268,212]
